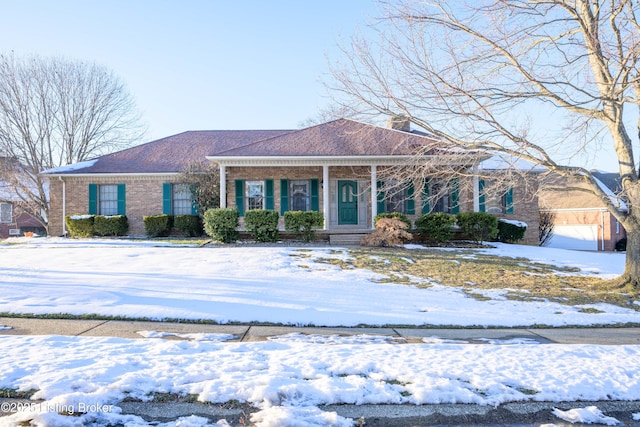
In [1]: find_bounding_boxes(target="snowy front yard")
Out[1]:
[0,238,639,426]
[0,238,634,327]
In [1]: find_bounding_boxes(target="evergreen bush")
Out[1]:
[497,219,527,243]
[93,215,128,236]
[174,214,203,237]
[415,212,456,244]
[284,210,324,242]
[203,208,239,243]
[244,209,279,242]
[456,212,498,245]
[144,214,172,237]
[65,215,94,238]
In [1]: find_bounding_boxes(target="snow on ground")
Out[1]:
[1,334,640,426]
[552,406,622,425]
[0,238,635,327]
[0,238,638,426]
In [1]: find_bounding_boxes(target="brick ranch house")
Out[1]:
[42,118,540,244]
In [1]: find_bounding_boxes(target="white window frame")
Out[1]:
[0,202,12,223]
[98,184,119,216]
[246,181,265,211]
[172,183,192,215]
[289,180,310,212]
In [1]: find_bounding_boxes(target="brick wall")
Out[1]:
[49,175,177,236]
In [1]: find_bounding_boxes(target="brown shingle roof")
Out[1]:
[43,119,447,175]
[213,118,438,157]
[43,129,292,174]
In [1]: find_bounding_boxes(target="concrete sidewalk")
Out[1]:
[1,317,639,344]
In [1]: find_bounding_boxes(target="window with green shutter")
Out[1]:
[421,178,430,214]
[450,178,460,214]
[310,179,319,211]
[235,180,245,216]
[376,180,386,214]
[478,179,486,213]
[405,182,415,215]
[88,184,98,215]
[280,179,289,215]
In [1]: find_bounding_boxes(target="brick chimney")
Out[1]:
[387,115,411,132]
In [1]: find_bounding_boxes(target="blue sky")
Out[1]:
[1,0,378,139]
[1,0,621,171]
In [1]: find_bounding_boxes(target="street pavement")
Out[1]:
[2,317,640,426]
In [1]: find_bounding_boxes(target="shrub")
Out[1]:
[497,219,527,243]
[244,209,279,242]
[144,214,172,237]
[174,215,203,237]
[284,210,324,242]
[65,215,94,238]
[361,217,413,247]
[414,213,456,244]
[374,212,411,230]
[456,212,498,245]
[93,215,128,236]
[203,208,239,243]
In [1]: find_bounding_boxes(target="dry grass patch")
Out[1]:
[307,247,637,310]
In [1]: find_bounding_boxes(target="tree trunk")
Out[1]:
[621,224,640,290]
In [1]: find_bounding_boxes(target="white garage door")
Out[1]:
[547,225,598,251]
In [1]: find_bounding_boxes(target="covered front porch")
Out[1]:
[213,158,415,231]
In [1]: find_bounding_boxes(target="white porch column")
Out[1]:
[219,164,227,208]
[370,165,377,229]
[472,164,479,212]
[323,164,329,230]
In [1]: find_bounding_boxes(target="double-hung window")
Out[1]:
[376,180,415,214]
[89,184,126,216]
[246,181,265,211]
[172,184,193,215]
[479,180,514,214]
[289,180,310,211]
[98,185,119,216]
[0,202,12,223]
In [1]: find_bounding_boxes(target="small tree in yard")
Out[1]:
[331,0,640,289]
[179,160,220,215]
[361,217,413,247]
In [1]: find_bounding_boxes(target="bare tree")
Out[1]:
[0,53,145,231]
[330,0,640,288]
[178,160,220,214]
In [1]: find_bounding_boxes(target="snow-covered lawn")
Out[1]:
[0,238,639,426]
[0,238,634,327]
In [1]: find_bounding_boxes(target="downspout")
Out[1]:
[601,210,605,251]
[371,165,377,229]
[323,165,329,230]
[59,176,66,236]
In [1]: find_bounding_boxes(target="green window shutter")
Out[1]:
[235,180,245,216]
[450,178,460,214]
[405,182,415,215]
[162,183,172,215]
[190,184,199,215]
[88,184,98,215]
[505,187,514,214]
[117,184,126,215]
[310,179,319,211]
[421,178,430,214]
[478,180,486,213]
[376,180,386,214]
[280,179,289,215]
[265,179,274,210]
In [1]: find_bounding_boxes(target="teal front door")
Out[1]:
[338,180,358,225]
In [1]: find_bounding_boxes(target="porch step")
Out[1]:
[329,233,367,246]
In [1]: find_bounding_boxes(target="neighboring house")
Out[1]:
[42,118,540,244]
[539,171,626,251]
[0,159,46,239]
